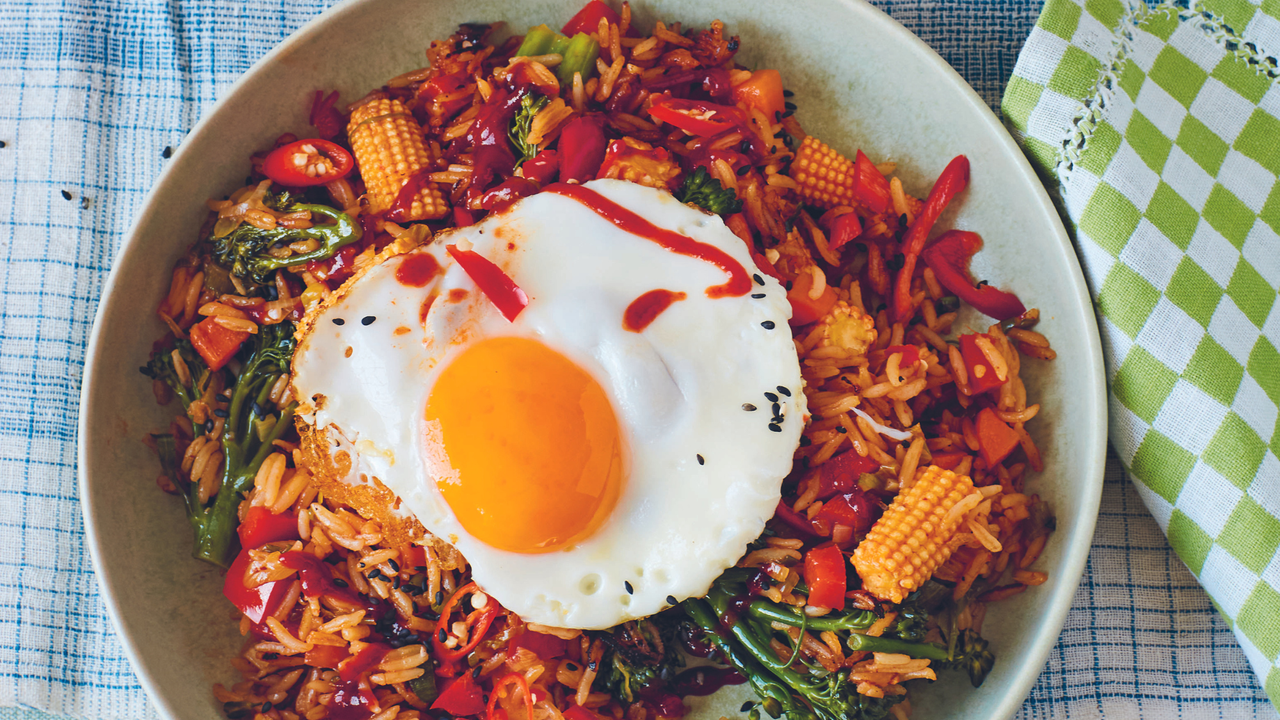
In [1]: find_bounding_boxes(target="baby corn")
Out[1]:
[347,98,448,220]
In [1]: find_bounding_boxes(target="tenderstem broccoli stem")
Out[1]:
[746,599,878,633]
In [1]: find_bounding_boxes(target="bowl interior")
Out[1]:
[79,1,1107,718]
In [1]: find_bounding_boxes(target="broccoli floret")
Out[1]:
[675,166,743,215]
[140,321,298,567]
[210,197,361,285]
[509,93,548,167]
[596,615,685,703]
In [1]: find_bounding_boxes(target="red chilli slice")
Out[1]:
[445,245,529,322]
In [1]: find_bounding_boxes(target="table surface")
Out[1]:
[0,0,1276,718]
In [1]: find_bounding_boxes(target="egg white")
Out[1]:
[292,179,805,629]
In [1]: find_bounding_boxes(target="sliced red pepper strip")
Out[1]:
[825,211,863,252]
[772,499,816,536]
[433,582,501,663]
[891,155,970,324]
[803,544,847,610]
[853,150,892,215]
[920,230,1026,321]
[446,245,530,322]
[223,548,288,624]
[648,96,743,137]
[959,333,1006,395]
[487,673,534,720]
[261,138,354,187]
[189,315,249,371]
[558,115,608,183]
[237,505,299,550]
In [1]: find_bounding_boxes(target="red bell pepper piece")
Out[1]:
[433,582,501,663]
[724,213,752,248]
[562,0,620,35]
[432,668,487,716]
[751,252,784,282]
[189,315,249,371]
[648,96,743,137]
[882,344,920,368]
[453,206,476,228]
[731,69,785,120]
[237,505,299,550]
[815,490,879,537]
[891,155,970,324]
[803,544,847,610]
[920,230,1026,321]
[815,450,879,498]
[223,548,289,624]
[558,115,608,183]
[445,245,530,322]
[513,630,568,659]
[304,644,347,670]
[487,673,534,720]
[786,268,838,326]
[261,138,354,187]
[975,407,1020,467]
[853,150,892,215]
[825,211,863,252]
[959,333,1006,395]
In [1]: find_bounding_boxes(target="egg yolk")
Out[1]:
[423,336,624,553]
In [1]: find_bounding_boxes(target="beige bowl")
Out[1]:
[78,1,1107,718]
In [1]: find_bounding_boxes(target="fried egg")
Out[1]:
[291,179,805,629]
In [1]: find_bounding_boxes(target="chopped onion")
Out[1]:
[852,407,912,442]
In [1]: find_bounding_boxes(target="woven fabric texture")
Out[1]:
[1003,0,1280,707]
[0,0,1274,718]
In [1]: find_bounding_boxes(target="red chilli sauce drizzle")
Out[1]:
[545,183,751,331]
[395,251,442,287]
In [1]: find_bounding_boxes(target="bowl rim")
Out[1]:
[77,1,1108,717]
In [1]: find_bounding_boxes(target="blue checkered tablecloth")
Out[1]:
[0,0,1275,718]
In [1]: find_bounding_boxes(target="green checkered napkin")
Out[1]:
[1002,0,1280,706]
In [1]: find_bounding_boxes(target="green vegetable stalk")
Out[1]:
[515,24,600,85]
[211,198,361,285]
[509,93,549,167]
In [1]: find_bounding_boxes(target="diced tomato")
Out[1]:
[562,0,620,35]
[433,671,487,716]
[223,548,288,624]
[237,505,300,550]
[513,630,568,659]
[261,138,354,187]
[558,116,608,183]
[732,69,785,120]
[920,230,1025,321]
[786,268,838,326]
[853,150,892,215]
[803,544,847,609]
[648,96,743,137]
[959,333,1006,395]
[975,407,1020,467]
[816,490,879,537]
[521,149,560,185]
[815,450,879,498]
[826,211,863,252]
[189,315,249,371]
[882,344,920,369]
[445,245,530,322]
[930,452,967,471]
[304,643,348,669]
[891,155,969,324]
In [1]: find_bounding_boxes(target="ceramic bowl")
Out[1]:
[79,1,1107,717]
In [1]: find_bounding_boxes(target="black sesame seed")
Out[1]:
[837,426,848,434]
[774,111,782,122]
[389,559,400,573]
[751,293,765,299]
[438,628,448,643]
[799,436,812,447]
[784,280,793,291]
[0,140,6,148]
[565,662,578,671]
[625,581,634,594]
[361,315,376,325]
[204,419,214,434]
[812,414,824,421]
[435,590,445,605]
[332,578,349,588]
[782,109,794,118]
[393,577,402,589]
[782,89,794,97]
[211,407,228,418]
[753,273,764,285]
[667,595,678,605]
[764,392,779,403]
[422,609,440,621]
[251,401,265,418]
[741,702,755,712]
[727,38,739,52]
[736,164,751,176]
[776,386,791,397]
[162,146,173,159]
[263,652,279,660]
[742,403,757,412]
[772,417,783,425]
[368,568,383,580]
[761,321,775,329]
[262,702,273,713]
[697,454,705,465]
[771,402,781,416]
[61,190,72,200]
[976,279,989,288]
[80,197,90,209]
[264,285,279,301]
[333,318,345,326]
[784,101,797,111]
[768,423,782,433]
[473,665,483,679]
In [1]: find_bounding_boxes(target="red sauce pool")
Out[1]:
[624,289,687,332]
[395,252,441,287]
[545,183,751,299]
[671,666,747,697]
